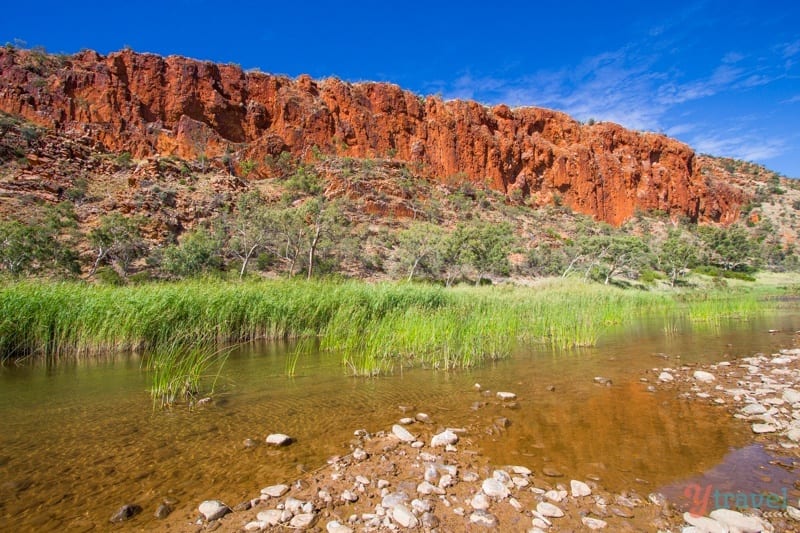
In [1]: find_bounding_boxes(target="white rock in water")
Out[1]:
[544,489,566,502]
[582,516,608,529]
[198,500,230,521]
[391,504,418,528]
[471,492,490,510]
[290,513,316,529]
[771,356,792,364]
[659,372,674,382]
[788,429,800,442]
[391,424,416,443]
[509,497,523,512]
[431,430,459,447]
[784,389,800,404]
[244,521,267,531]
[752,423,777,433]
[709,509,773,532]
[256,509,282,525]
[683,512,728,533]
[570,480,592,497]
[496,391,517,400]
[536,501,564,518]
[693,370,715,383]
[741,403,767,415]
[327,520,354,533]
[261,484,289,498]
[470,510,498,527]
[266,433,293,446]
[481,478,509,499]
[510,465,532,475]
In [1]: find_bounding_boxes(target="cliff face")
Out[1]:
[0,47,744,224]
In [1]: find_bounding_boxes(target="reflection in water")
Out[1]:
[0,313,798,530]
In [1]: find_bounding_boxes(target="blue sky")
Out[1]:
[2,1,799,177]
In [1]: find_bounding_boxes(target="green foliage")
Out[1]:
[693,265,756,282]
[658,230,699,286]
[0,204,79,277]
[455,221,514,283]
[161,227,223,277]
[88,213,147,276]
[393,222,447,281]
[697,224,758,271]
[239,159,256,176]
[115,151,133,168]
[283,165,323,199]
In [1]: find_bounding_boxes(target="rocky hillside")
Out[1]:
[0,46,746,225]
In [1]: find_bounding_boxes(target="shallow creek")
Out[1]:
[1,313,799,530]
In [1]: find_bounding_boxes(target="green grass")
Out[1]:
[0,277,790,378]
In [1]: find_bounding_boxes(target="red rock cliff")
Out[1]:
[0,48,743,224]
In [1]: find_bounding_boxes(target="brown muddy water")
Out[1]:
[1,314,800,531]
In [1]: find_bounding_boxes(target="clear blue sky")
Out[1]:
[2,1,799,177]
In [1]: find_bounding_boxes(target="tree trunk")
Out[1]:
[408,256,422,282]
[239,244,260,279]
[307,223,321,280]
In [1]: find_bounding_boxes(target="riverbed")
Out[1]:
[1,313,798,530]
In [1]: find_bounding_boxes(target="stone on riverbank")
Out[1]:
[392,424,416,443]
[481,478,509,499]
[496,391,517,401]
[536,501,564,518]
[261,484,289,498]
[693,370,716,382]
[431,429,459,447]
[709,508,774,532]
[391,504,418,528]
[198,500,230,521]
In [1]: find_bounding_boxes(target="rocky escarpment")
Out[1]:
[0,47,744,225]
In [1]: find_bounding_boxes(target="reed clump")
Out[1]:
[0,278,780,377]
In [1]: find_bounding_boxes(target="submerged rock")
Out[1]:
[496,391,517,401]
[481,478,509,500]
[154,502,173,519]
[570,479,592,497]
[110,503,142,523]
[536,501,564,518]
[266,433,293,446]
[582,516,608,529]
[261,484,289,498]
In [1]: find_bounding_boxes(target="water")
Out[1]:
[1,313,799,530]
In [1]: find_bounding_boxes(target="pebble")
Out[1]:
[709,509,772,532]
[352,448,368,461]
[326,520,354,533]
[542,466,563,477]
[496,391,517,401]
[431,430,459,447]
[341,490,358,502]
[752,423,777,433]
[391,504,418,528]
[411,498,431,513]
[355,475,370,485]
[659,371,674,382]
[693,370,716,382]
[510,465,531,475]
[391,424,416,443]
[415,413,431,423]
[683,512,728,533]
[784,389,800,404]
[110,503,142,523]
[290,513,316,529]
[154,502,172,519]
[544,489,567,502]
[536,501,564,518]
[570,479,592,497]
[509,497,523,512]
[481,478,509,499]
[198,500,231,522]
[742,403,767,415]
[471,492,491,510]
[582,516,608,529]
[261,484,289,498]
[256,510,282,526]
[244,520,267,531]
[265,433,293,446]
[470,510,498,527]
